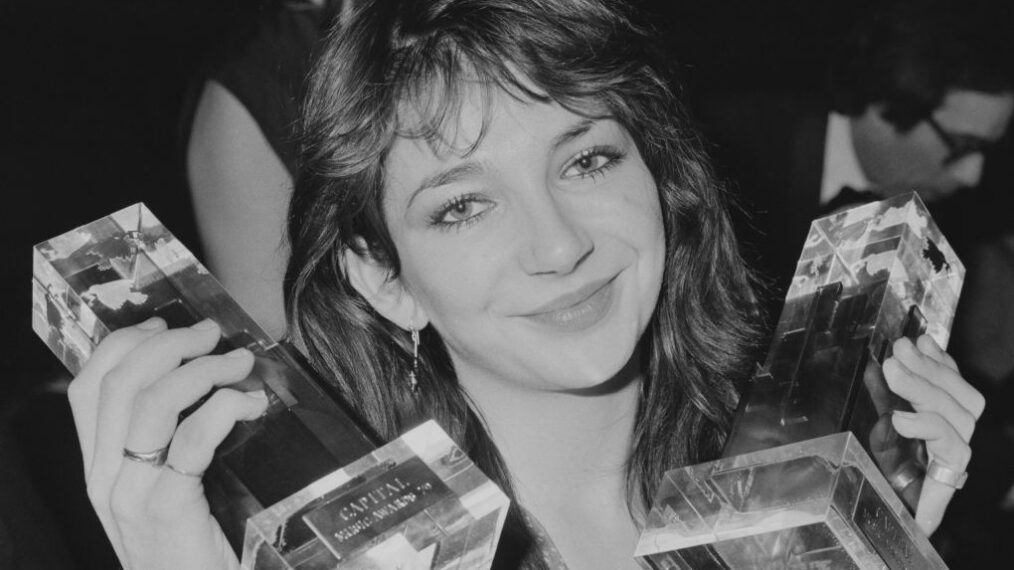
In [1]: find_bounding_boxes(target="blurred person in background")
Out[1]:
[185,0,343,338]
[698,0,1013,309]
[695,0,1014,565]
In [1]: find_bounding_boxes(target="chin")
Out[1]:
[547,337,642,393]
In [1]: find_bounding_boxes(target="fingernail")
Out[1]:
[137,317,165,330]
[246,390,268,400]
[893,410,917,420]
[225,347,250,358]
[244,391,270,420]
[191,319,218,331]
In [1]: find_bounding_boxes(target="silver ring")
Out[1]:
[122,446,169,467]
[926,459,968,489]
[165,462,205,479]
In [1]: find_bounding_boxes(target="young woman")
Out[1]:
[69,0,984,568]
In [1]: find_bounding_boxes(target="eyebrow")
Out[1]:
[551,118,596,150]
[407,161,486,208]
[405,117,601,208]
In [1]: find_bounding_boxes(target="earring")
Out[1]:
[408,324,420,393]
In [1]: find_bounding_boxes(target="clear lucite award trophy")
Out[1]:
[32,203,509,569]
[636,193,962,569]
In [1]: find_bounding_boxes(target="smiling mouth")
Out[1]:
[522,276,617,332]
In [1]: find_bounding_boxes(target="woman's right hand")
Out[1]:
[69,317,269,570]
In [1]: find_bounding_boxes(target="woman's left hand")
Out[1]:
[884,334,985,535]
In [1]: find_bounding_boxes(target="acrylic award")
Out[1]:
[32,203,509,569]
[636,193,962,569]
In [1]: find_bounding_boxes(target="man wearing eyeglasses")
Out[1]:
[822,1,1013,208]
[823,90,1011,207]
[697,0,1014,306]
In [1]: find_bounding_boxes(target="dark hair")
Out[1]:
[828,0,1014,130]
[286,0,761,564]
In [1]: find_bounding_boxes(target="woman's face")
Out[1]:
[379,86,665,394]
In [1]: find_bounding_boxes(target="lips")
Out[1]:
[521,276,617,332]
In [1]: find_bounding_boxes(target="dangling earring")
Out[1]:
[408,324,420,393]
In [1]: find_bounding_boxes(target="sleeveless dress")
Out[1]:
[181,0,328,176]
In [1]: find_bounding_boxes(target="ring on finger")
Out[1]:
[123,445,169,467]
[165,462,204,479]
[926,458,968,489]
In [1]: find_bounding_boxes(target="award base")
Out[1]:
[635,432,946,570]
[246,421,506,570]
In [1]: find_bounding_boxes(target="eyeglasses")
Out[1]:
[924,115,996,165]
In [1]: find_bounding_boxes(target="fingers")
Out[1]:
[123,347,255,460]
[896,336,985,419]
[89,320,225,492]
[915,334,959,374]
[892,411,971,473]
[72,318,237,565]
[69,317,263,570]
[883,356,976,443]
[886,335,984,536]
[892,410,970,533]
[114,348,256,510]
[69,317,168,472]
[112,387,263,570]
[149,388,269,516]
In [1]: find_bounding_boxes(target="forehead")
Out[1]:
[936,89,1014,138]
[393,78,498,158]
[392,67,607,156]
[387,78,611,174]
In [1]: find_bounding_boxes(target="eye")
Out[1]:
[563,146,624,180]
[429,194,494,229]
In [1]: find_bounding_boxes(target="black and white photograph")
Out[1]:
[4,0,1014,568]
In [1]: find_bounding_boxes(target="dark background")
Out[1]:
[2,0,859,392]
[3,2,251,567]
[1,1,1009,568]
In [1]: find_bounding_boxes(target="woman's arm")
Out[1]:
[187,80,292,339]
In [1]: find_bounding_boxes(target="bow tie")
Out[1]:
[820,185,878,216]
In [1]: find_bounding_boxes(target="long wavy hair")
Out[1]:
[286,0,762,565]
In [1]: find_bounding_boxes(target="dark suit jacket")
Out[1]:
[694,90,831,319]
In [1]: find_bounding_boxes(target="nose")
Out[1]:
[948,153,985,188]
[519,195,594,276]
